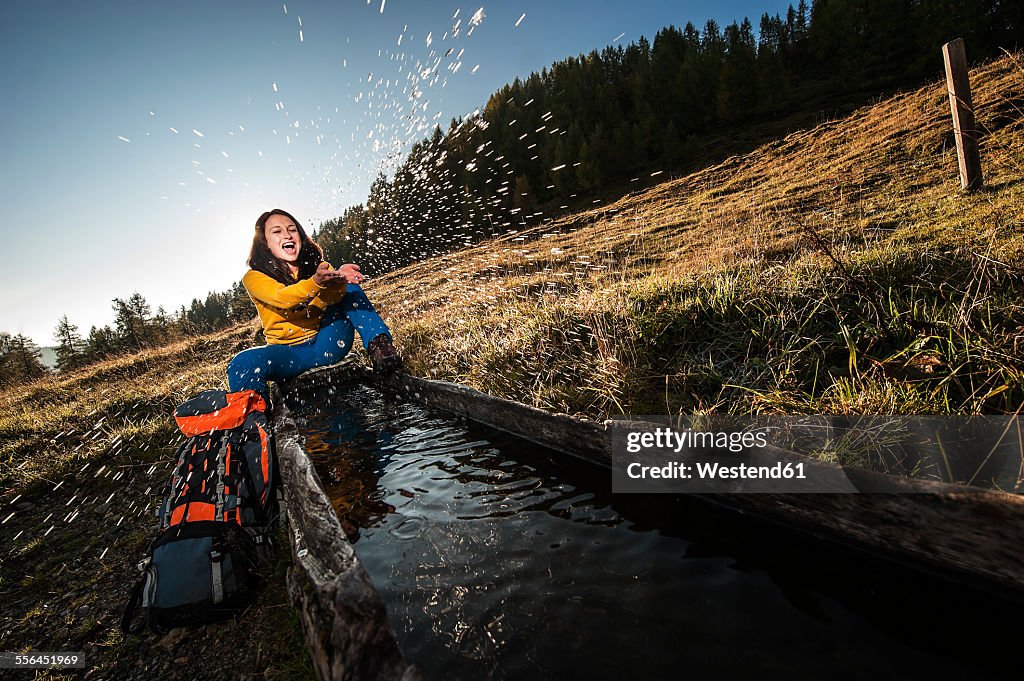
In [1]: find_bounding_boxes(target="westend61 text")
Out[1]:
[626,461,807,480]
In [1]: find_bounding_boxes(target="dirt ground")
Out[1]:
[0,448,314,681]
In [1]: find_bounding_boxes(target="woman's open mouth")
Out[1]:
[282,240,297,255]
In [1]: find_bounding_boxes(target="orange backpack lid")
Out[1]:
[174,389,267,436]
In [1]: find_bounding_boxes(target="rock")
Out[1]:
[15,502,34,511]
[77,605,91,616]
[93,503,110,515]
[174,656,188,665]
[156,627,189,650]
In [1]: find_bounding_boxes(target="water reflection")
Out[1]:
[298,396,399,538]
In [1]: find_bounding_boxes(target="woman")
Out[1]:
[227,209,401,397]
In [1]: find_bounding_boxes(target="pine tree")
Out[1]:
[227,281,254,324]
[512,175,534,212]
[0,333,48,388]
[660,121,685,166]
[717,19,759,122]
[53,315,86,371]
[576,139,602,191]
[113,292,153,350]
[85,325,118,361]
[757,13,791,114]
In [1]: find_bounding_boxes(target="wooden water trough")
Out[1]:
[272,363,1024,680]
[269,382,419,681]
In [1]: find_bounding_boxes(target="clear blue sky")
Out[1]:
[3,0,793,347]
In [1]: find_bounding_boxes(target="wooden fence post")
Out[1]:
[942,38,983,191]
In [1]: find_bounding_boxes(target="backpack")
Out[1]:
[121,389,278,634]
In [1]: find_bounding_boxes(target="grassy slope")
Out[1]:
[0,327,315,679]
[374,54,1024,419]
[0,53,1022,676]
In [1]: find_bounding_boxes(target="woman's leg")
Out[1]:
[309,306,357,366]
[332,284,393,348]
[227,341,322,397]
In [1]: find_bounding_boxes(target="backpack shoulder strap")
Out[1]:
[120,563,150,634]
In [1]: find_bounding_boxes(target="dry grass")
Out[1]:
[0,324,254,492]
[368,55,1024,419]
[0,323,315,680]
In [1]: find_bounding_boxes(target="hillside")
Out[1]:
[0,52,1022,678]
[371,53,1024,419]
[0,328,314,679]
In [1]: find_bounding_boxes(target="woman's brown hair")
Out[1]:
[248,209,324,285]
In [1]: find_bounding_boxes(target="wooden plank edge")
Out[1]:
[722,490,1024,602]
[269,383,420,681]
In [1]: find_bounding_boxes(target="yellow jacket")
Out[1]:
[242,266,346,345]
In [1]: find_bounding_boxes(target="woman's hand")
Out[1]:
[313,262,345,287]
[337,263,364,285]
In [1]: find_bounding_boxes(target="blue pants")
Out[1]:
[227,284,392,396]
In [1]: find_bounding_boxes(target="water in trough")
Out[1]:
[287,382,1011,681]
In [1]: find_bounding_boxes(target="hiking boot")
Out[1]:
[367,334,403,374]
